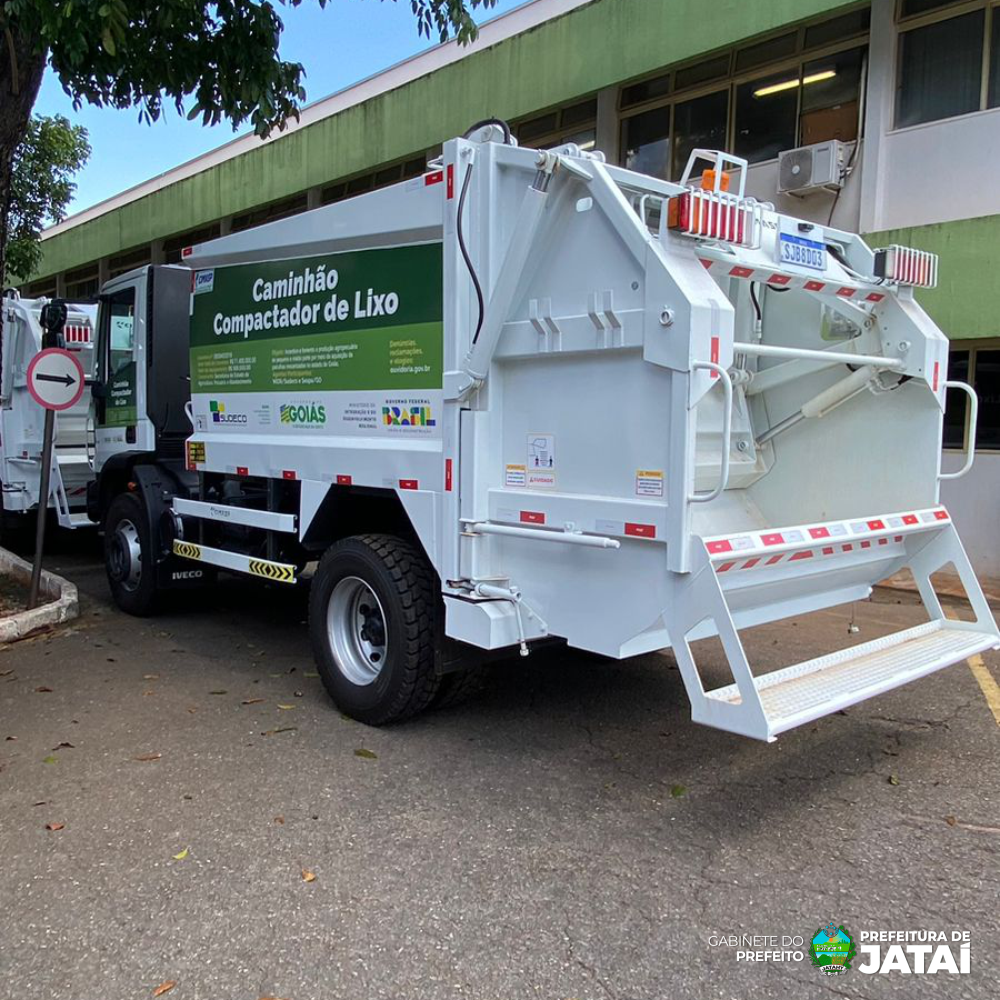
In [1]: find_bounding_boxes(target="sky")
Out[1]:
[33,0,527,215]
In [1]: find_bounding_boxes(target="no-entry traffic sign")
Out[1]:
[26,347,86,411]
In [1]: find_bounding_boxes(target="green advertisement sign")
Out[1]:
[189,243,443,394]
[105,362,137,426]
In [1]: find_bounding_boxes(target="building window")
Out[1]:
[230,193,308,233]
[321,154,427,206]
[513,98,597,150]
[108,245,152,279]
[163,223,221,264]
[22,279,57,298]
[64,263,100,299]
[896,1,1000,127]
[618,8,869,177]
[944,344,1000,450]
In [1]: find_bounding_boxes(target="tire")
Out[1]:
[103,492,161,616]
[309,534,440,725]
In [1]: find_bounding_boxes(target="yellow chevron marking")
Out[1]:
[172,540,202,560]
[248,558,296,584]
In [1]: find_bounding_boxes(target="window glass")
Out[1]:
[943,350,969,448]
[675,53,730,91]
[559,128,596,151]
[896,10,984,127]
[734,71,798,163]
[804,8,870,49]
[562,98,597,127]
[671,90,729,179]
[623,107,670,178]
[621,74,670,109]
[989,10,1000,109]
[800,46,865,144]
[973,349,1000,449]
[518,113,558,142]
[107,290,136,376]
[900,0,966,18]
[735,32,796,72]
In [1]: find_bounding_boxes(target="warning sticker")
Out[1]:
[505,464,527,487]
[527,433,556,472]
[527,471,556,490]
[186,440,206,468]
[636,469,664,497]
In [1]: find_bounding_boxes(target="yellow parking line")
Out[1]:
[967,653,1000,727]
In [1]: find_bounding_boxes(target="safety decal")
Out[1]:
[248,559,296,584]
[173,540,203,560]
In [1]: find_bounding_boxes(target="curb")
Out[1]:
[0,547,79,642]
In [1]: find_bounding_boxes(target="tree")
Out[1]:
[0,0,494,284]
[4,114,89,284]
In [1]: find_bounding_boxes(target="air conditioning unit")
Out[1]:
[777,140,848,196]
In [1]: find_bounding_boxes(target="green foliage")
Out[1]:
[4,114,89,282]
[4,1,496,139]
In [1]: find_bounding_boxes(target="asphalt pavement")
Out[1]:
[1,534,997,1000]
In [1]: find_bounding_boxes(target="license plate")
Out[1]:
[779,233,826,271]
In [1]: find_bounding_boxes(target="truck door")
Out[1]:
[92,268,155,472]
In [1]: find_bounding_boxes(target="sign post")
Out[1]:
[25,345,85,609]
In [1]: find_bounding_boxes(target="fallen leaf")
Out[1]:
[301,869,316,883]
[144,674,160,680]
[134,752,162,762]
[945,815,957,826]
[42,755,58,765]
[888,774,900,786]
[52,742,75,751]
[269,673,283,678]
[241,698,264,705]
[5,735,16,741]
[33,801,47,807]
[293,690,303,698]
[45,822,65,832]
[274,816,285,824]
[277,704,296,711]
[187,707,198,714]
[35,686,53,693]
[262,727,297,736]
[354,748,378,760]
[152,981,177,997]
[670,784,687,798]
[209,690,227,695]
[303,672,319,678]
[0,668,13,676]
[172,848,189,861]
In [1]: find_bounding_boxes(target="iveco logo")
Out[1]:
[172,570,204,580]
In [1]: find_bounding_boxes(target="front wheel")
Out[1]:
[309,534,440,725]
[103,492,160,616]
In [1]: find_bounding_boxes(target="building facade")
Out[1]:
[24,0,1000,575]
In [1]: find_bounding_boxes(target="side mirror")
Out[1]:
[91,381,107,400]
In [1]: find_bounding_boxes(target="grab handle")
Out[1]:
[690,361,732,503]
[939,380,977,481]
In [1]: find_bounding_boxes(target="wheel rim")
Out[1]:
[109,517,142,592]
[327,576,388,686]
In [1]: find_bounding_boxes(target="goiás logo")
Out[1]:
[382,404,436,429]
[810,923,856,976]
[209,400,247,425]
[279,402,327,428]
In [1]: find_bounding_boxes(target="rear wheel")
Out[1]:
[104,492,160,616]
[309,534,440,725]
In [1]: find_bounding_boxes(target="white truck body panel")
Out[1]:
[177,136,998,740]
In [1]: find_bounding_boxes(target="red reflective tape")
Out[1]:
[866,292,885,303]
[842,543,853,552]
[933,361,940,393]
[729,265,754,279]
[762,532,784,546]
[765,554,784,566]
[717,561,736,573]
[836,287,856,298]
[446,164,455,200]
[809,526,830,539]
[520,510,545,524]
[903,514,919,525]
[706,539,733,554]
[336,474,352,485]
[424,170,444,186]
[861,540,872,548]
[399,479,419,491]
[445,458,453,492]
[625,522,657,538]
[700,258,713,269]
[894,535,903,543]
[182,246,193,258]
[867,519,885,530]
[822,546,834,556]
[878,537,888,545]
[236,466,249,477]
[710,335,720,377]
[741,557,760,569]
[804,280,826,291]
[282,470,296,481]
[767,273,791,285]
[789,550,814,561]
[934,509,949,521]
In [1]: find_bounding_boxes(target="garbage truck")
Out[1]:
[1,291,99,535]
[86,123,999,740]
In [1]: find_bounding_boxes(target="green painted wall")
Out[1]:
[866,214,1000,340]
[34,0,852,281]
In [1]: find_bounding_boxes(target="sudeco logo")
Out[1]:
[209,400,247,425]
[280,402,327,427]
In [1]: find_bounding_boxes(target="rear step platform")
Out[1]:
[664,507,1000,740]
[706,621,997,737]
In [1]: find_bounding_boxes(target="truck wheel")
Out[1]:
[103,492,160,616]
[309,534,440,725]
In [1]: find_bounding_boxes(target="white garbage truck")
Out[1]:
[87,123,999,740]
[1,291,99,535]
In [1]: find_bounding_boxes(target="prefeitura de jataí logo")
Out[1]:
[810,923,856,975]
